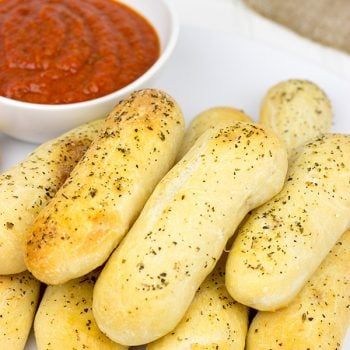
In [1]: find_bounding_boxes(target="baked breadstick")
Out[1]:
[0,119,102,275]
[93,121,287,346]
[260,79,332,156]
[35,270,126,350]
[246,229,350,350]
[26,89,185,285]
[177,107,251,160]
[147,256,248,350]
[148,108,251,349]
[0,271,40,349]
[226,134,350,311]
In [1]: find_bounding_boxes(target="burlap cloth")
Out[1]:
[243,0,350,54]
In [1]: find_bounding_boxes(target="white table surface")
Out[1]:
[172,0,350,81]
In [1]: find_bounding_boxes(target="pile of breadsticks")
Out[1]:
[0,81,348,350]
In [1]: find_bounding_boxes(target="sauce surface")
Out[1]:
[0,0,160,104]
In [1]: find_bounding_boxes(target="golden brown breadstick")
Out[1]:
[0,119,102,275]
[26,89,185,285]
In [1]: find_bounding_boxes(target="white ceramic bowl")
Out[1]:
[0,0,178,143]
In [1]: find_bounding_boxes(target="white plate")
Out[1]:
[2,25,347,350]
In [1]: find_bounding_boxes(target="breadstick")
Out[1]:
[226,134,350,311]
[35,270,126,350]
[147,256,248,350]
[93,121,287,345]
[246,229,350,350]
[148,107,252,349]
[0,271,40,349]
[177,107,251,160]
[26,89,185,285]
[260,79,332,156]
[0,119,102,274]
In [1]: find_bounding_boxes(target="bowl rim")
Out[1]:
[0,0,179,111]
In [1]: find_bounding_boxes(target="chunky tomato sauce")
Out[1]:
[0,0,160,104]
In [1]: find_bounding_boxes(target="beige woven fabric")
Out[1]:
[244,0,350,54]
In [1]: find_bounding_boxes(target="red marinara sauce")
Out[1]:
[0,0,160,104]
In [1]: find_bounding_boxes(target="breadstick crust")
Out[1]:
[177,107,252,160]
[246,229,350,350]
[0,271,40,350]
[35,270,126,350]
[25,89,185,285]
[147,256,248,350]
[226,134,350,311]
[93,121,288,346]
[260,79,332,156]
[0,119,102,275]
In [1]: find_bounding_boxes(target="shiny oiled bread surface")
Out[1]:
[93,121,288,346]
[260,79,332,156]
[246,229,350,350]
[226,134,350,311]
[177,107,252,160]
[35,270,126,350]
[25,89,185,285]
[0,271,40,350]
[0,119,102,275]
[147,256,248,350]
